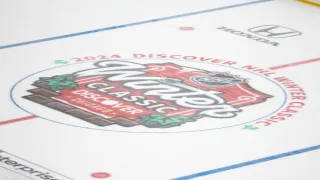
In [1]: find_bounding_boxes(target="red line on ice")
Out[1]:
[269,57,320,70]
[0,115,37,126]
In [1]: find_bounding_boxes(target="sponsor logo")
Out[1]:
[248,25,302,38]
[0,150,71,180]
[22,60,272,129]
[11,56,293,133]
[217,26,279,46]
[217,25,301,47]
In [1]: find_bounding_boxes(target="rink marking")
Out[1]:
[0,0,272,50]
[297,0,320,7]
[173,144,320,179]
[269,57,320,70]
[0,115,36,126]
[1,0,319,178]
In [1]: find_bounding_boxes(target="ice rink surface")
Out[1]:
[0,0,320,179]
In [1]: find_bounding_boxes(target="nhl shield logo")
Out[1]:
[12,58,286,133]
[191,72,247,87]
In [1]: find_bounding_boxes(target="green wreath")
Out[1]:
[39,74,78,91]
[139,114,197,128]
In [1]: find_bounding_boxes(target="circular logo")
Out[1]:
[190,72,247,87]
[11,59,287,133]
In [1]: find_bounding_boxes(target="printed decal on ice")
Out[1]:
[23,60,272,129]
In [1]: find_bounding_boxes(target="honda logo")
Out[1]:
[248,25,302,38]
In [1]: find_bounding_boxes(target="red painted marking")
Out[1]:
[0,115,37,126]
[269,57,320,70]
[179,27,195,31]
[91,172,111,179]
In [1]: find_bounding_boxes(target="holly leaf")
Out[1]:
[139,114,197,128]
[38,74,78,91]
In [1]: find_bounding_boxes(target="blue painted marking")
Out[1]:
[173,144,320,180]
[0,0,272,50]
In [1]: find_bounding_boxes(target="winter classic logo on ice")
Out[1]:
[12,58,287,133]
